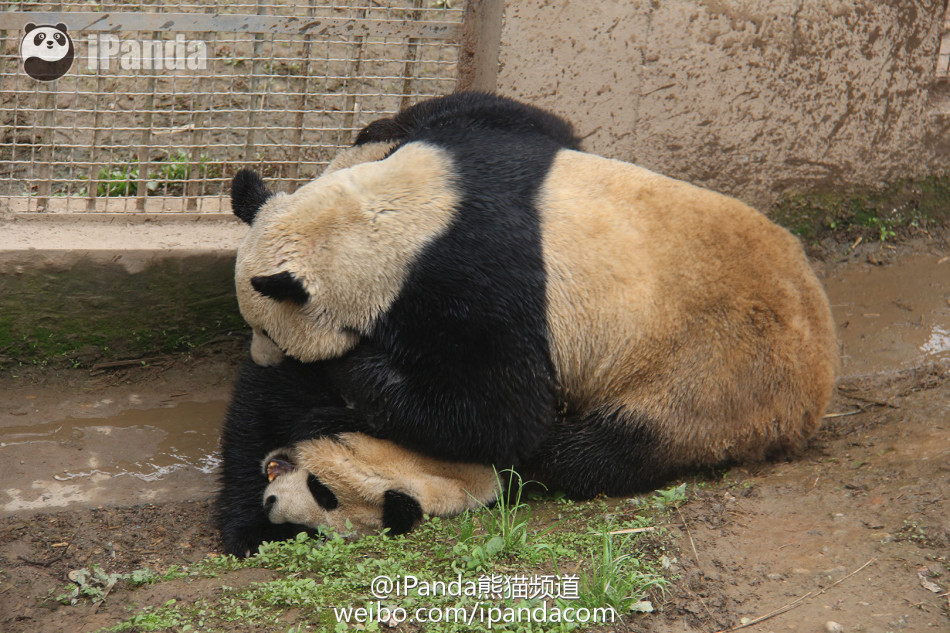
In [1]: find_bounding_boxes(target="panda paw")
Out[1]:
[381,490,423,536]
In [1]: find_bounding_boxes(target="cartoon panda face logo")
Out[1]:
[19,23,74,81]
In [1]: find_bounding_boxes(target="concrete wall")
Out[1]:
[496,0,950,209]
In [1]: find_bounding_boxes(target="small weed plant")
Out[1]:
[453,468,540,570]
[86,152,222,197]
[573,524,668,614]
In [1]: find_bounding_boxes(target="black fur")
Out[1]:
[526,409,672,499]
[231,169,273,224]
[381,490,423,535]
[306,473,339,510]
[251,272,309,305]
[216,359,368,556]
[354,91,580,151]
[323,97,564,468]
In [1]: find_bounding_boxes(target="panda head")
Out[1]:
[231,142,459,365]
[260,434,498,537]
[20,23,74,81]
[261,449,422,537]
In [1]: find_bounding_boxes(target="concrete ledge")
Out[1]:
[0,215,250,367]
[0,213,245,252]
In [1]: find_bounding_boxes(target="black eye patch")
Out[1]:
[307,473,339,510]
[251,272,310,305]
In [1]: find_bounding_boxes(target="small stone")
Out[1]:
[74,344,103,364]
[825,621,844,633]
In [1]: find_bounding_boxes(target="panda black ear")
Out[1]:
[251,272,309,305]
[381,490,423,536]
[55,23,68,32]
[24,23,36,34]
[354,117,404,146]
[231,169,273,224]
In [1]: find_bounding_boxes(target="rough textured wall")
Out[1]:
[497,0,950,209]
[0,251,245,367]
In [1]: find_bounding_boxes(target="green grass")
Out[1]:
[770,174,950,242]
[95,163,139,197]
[56,565,196,607]
[453,469,540,571]
[86,152,223,197]
[573,524,667,614]
[86,478,685,632]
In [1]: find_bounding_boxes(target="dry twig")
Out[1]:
[90,356,169,371]
[711,558,876,633]
[676,505,702,570]
[17,524,82,567]
[608,526,657,535]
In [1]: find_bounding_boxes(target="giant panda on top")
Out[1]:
[230,91,838,502]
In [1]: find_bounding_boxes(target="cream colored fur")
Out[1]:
[248,327,285,367]
[264,433,499,536]
[538,150,838,466]
[235,143,460,363]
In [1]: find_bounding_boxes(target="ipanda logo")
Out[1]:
[19,22,75,81]
[18,24,207,81]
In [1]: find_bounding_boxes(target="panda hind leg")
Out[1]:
[528,409,675,500]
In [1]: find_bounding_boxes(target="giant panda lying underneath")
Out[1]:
[219,92,838,555]
[217,358,499,556]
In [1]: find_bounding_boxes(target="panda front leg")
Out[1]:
[219,402,379,556]
[321,342,557,469]
[217,359,376,557]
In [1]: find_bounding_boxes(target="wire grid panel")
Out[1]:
[0,1,462,213]
[939,11,950,78]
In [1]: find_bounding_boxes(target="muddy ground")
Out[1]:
[0,234,948,633]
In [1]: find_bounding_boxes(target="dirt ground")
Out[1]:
[1,235,948,633]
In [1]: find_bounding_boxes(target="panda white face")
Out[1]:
[20,24,71,62]
[261,434,499,537]
[232,142,460,364]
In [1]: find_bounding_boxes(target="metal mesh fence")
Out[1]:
[939,11,950,78]
[0,1,463,214]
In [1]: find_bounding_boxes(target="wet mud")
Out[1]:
[0,354,238,516]
[825,252,950,376]
[0,401,224,513]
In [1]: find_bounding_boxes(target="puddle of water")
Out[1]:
[823,254,950,376]
[0,400,226,515]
